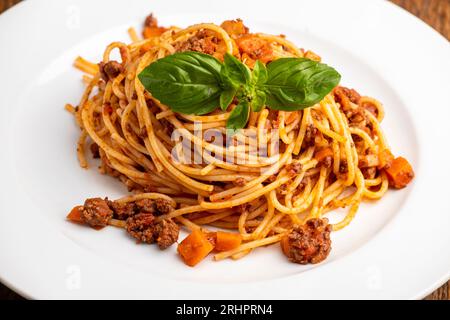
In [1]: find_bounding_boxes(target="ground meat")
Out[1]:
[286,162,303,176]
[233,177,246,187]
[174,30,218,55]
[321,156,333,169]
[126,213,179,248]
[135,199,156,213]
[81,198,113,227]
[334,86,361,110]
[90,143,100,159]
[339,160,349,174]
[154,219,179,249]
[345,107,369,129]
[108,200,136,220]
[304,124,318,147]
[349,110,366,126]
[155,198,174,214]
[134,198,174,215]
[126,213,156,243]
[98,61,123,81]
[281,218,332,264]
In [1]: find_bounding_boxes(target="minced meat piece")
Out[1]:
[304,124,318,147]
[108,200,136,220]
[98,61,123,81]
[154,219,179,250]
[81,198,113,227]
[281,218,332,264]
[154,198,174,214]
[174,30,218,55]
[126,213,156,244]
[134,198,174,215]
[126,213,179,249]
[135,199,156,214]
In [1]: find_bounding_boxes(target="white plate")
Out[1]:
[0,0,449,299]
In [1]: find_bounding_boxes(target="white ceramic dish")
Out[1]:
[0,0,449,299]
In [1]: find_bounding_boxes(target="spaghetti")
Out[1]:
[66,15,414,265]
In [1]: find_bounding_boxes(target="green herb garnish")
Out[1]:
[138,51,341,131]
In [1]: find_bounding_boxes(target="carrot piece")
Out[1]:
[205,232,217,247]
[220,19,249,39]
[236,35,274,63]
[241,53,256,68]
[378,149,394,169]
[236,35,266,52]
[143,26,167,39]
[385,157,414,189]
[177,229,214,267]
[67,206,84,224]
[214,231,242,252]
[314,147,334,162]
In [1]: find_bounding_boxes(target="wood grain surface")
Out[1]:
[0,0,448,300]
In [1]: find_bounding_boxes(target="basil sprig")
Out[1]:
[138,51,340,130]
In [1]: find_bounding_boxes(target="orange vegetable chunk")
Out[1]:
[143,26,167,38]
[177,229,214,267]
[67,206,84,224]
[385,157,414,189]
[214,231,242,252]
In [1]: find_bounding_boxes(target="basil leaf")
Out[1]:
[261,58,341,111]
[252,60,268,85]
[138,51,223,115]
[251,89,266,112]
[226,102,250,131]
[221,53,252,88]
[220,88,236,111]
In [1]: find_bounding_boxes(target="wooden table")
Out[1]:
[0,0,448,300]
